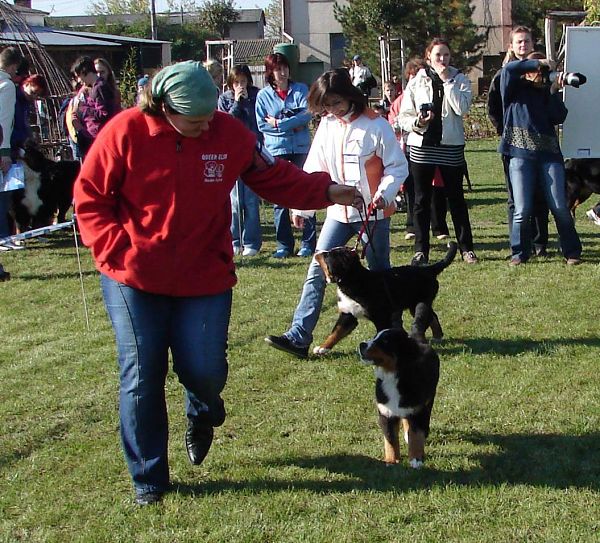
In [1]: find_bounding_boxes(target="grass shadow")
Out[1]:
[170,430,599,496]
[439,336,600,356]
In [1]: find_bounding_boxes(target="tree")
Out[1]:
[334,0,484,77]
[584,0,600,22]
[87,0,149,15]
[197,0,239,38]
[165,0,199,12]
[264,0,282,39]
[512,0,583,43]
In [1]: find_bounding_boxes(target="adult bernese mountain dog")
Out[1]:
[12,141,80,232]
[313,242,457,355]
[359,328,439,468]
[565,158,600,215]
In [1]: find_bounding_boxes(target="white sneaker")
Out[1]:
[405,232,416,240]
[585,209,600,226]
[242,247,258,257]
[436,234,449,240]
[0,240,24,251]
[232,246,241,256]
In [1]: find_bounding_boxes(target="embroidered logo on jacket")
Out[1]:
[202,154,227,182]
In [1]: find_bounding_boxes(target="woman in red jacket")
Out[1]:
[74,61,359,506]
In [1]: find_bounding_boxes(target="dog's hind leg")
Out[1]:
[429,310,443,341]
[313,312,358,355]
[378,413,401,465]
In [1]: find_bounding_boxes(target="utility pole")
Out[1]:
[150,0,158,40]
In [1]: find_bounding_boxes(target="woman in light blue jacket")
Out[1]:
[255,53,315,258]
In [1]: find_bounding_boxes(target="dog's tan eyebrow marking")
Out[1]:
[365,345,396,372]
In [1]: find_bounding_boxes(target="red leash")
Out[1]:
[353,199,379,259]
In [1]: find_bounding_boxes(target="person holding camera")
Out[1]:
[499,52,581,266]
[398,37,477,265]
[487,25,550,258]
[218,64,262,257]
[256,53,316,258]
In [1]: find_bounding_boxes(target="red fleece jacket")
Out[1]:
[74,108,333,296]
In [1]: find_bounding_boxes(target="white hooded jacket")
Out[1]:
[294,109,408,222]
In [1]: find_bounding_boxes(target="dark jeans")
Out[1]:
[101,275,232,495]
[411,161,474,256]
[503,154,548,252]
[273,153,316,253]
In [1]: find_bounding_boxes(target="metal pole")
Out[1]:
[150,0,158,40]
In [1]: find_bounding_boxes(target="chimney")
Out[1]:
[14,0,32,8]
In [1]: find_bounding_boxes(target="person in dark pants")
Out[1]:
[487,25,549,257]
[398,38,477,265]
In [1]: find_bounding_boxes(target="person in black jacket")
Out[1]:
[487,26,549,257]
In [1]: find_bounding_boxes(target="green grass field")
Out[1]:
[1,139,599,542]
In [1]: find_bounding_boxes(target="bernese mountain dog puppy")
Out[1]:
[313,242,457,355]
[359,328,439,468]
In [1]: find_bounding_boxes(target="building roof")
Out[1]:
[0,25,170,47]
[236,9,265,24]
[233,38,278,64]
[48,8,265,28]
[11,4,49,16]
[51,29,170,45]
[0,25,119,47]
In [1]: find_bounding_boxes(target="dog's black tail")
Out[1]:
[424,241,458,275]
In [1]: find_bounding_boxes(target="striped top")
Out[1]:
[409,144,464,167]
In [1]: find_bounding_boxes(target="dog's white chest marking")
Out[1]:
[375,368,417,418]
[21,163,42,216]
[337,288,365,318]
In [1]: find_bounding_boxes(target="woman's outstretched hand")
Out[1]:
[328,184,363,208]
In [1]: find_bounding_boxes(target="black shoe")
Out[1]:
[185,421,214,465]
[265,335,309,359]
[410,252,428,266]
[534,246,549,258]
[135,491,163,506]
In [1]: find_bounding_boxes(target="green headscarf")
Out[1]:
[151,60,217,116]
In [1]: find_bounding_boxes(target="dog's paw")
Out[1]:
[312,346,331,356]
[409,458,424,470]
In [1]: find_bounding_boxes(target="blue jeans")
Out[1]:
[285,217,391,347]
[273,153,316,253]
[231,180,262,251]
[274,206,316,253]
[101,275,232,495]
[509,157,581,260]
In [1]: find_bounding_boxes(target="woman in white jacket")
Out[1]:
[398,38,477,265]
[266,68,408,358]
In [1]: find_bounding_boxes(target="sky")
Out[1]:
[31,0,270,17]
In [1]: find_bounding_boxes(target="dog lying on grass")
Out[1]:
[312,242,457,355]
[359,328,439,468]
